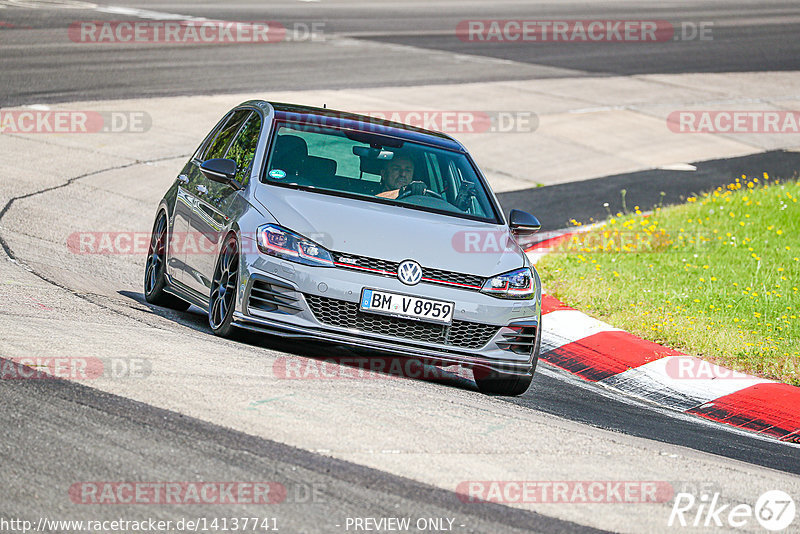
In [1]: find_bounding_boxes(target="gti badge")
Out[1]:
[397,260,423,286]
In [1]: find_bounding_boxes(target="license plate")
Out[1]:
[359,289,454,325]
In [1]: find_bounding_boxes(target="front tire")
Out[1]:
[144,212,190,311]
[475,321,540,396]
[475,369,534,396]
[209,233,239,337]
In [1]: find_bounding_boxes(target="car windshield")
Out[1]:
[262,121,500,223]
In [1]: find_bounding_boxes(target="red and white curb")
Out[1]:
[526,235,800,444]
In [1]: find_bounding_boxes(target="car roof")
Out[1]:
[240,100,466,152]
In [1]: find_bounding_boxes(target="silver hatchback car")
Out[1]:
[145,101,543,395]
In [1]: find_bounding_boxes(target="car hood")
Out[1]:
[253,185,527,277]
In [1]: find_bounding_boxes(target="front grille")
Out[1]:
[423,266,484,289]
[304,294,499,349]
[331,252,484,290]
[247,278,302,314]
[334,253,397,274]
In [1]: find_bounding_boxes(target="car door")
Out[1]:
[170,113,232,284]
[183,109,253,296]
[168,160,194,283]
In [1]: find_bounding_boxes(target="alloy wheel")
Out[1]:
[210,237,238,330]
[144,214,167,297]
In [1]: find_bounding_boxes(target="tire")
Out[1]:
[474,369,534,396]
[475,319,541,396]
[209,233,239,338]
[144,212,191,311]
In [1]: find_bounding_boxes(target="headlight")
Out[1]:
[480,267,535,299]
[256,224,334,267]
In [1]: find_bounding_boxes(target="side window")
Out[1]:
[202,110,251,161]
[225,112,262,187]
[193,112,232,161]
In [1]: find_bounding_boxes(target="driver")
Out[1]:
[376,155,414,199]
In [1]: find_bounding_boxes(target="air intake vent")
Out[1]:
[247,278,302,314]
[496,326,538,355]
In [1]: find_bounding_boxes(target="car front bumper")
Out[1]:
[235,245,541,375]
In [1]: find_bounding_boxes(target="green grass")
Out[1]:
[538,175,800,385]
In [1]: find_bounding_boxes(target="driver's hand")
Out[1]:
[377,189,399,199]
[401,181,427,197]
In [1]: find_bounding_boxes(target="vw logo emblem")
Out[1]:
[397,260,423,286]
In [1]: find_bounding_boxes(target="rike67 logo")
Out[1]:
[669,490,796,531]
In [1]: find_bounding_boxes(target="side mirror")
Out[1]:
[509,209,541,235]
[200,158,239,189]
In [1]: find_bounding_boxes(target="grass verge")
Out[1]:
[538,174,799,385]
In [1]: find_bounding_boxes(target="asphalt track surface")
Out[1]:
[1,367,600,534]
[1,1,800,533]
[0,0,799,105]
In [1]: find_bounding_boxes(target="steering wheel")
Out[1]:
[397,181,444,200]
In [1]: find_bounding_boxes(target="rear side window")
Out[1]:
[202,110,251,161]
[225,113,262,186]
